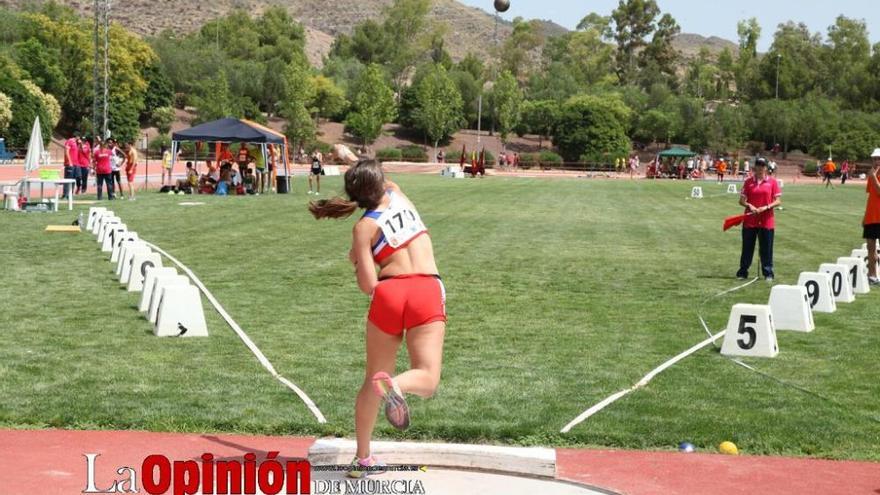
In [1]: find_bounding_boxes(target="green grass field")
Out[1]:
[1,176,878,460]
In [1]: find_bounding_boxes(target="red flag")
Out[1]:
[723,213,749,231]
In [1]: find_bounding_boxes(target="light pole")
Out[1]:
[774,53,781,99]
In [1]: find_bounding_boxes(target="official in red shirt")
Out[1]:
[62,134,80,199]
[77,137,92,194]
[864,148,880,284]
[93,140,115,201]
[737,158,782,281]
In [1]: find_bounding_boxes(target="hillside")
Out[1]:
[1,0,740,68]
[0,0,536,65]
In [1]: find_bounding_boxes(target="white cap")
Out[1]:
[871,148,880,158]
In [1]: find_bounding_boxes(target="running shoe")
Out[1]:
[372,371,410,430]
[346,455,387,479]
[869,277,880,286]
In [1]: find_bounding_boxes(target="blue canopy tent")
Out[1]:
[170,117,290,181]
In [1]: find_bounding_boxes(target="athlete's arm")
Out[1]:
[869,165,880,192]
[352,220,378,295]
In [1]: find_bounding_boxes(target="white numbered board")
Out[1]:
[139,267,178,312]
[86,207,107,231]
[819,263,855,303]
[721,304,779,358]
[796,272,836,313]
[101,224,126,253]
[691,186,703,199]
[127,252,163,293]
[111,234,140,263]
[837,257,869,295]
[768,285,814,332]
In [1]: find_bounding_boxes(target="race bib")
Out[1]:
[375,195,426,248]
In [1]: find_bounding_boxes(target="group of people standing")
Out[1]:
[63,134,138,201]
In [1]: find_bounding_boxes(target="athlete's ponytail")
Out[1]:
[308,159,385,220]
[308,197,359,219]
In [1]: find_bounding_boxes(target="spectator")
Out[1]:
[716,158,727,183]
[161,145,173,186]
[93,140,115,200]
[124,143,138,201]
[62,134,79,199]
[822,158,836,189]
[77,136,92,195]
[841,160,850,185]
[109,139,125,199]
[309,149,323,195]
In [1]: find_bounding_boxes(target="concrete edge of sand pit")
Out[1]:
[308,438,556,478]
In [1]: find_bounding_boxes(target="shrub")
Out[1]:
[802,160,818,175]
[376,147,402,162]
[399,145,427,162]
[516,153,537,169]
[0,71,51,149]
[539,150,563,166]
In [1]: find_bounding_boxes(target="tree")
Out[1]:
[554,94,631,162]
[752,99,797,156]
[636,108,680,146]
[345,64,396,145]
[141,62,174,121]
[0,65,51,148]
[12,38,67,98]
[281,60,317,150]
[735,18,762,99]
[639,13,680,81]
[383,0,432,102]
[526,62,580,103]
[457,53,485,82]
[192,70,239,123]
[491,70,523,148]
[21,79,60,128]
[500,17,543,82]
[822,16,872,108]
[684,47,719,99]
[0,92,12,133]
[611,0,660,81]
[520,100,559,148]
[413,64,464,156]
[151,106,175,136]
[705,103,750,154]
[449,69,481,129]
[759,22,822,100]
[312,75,348,121]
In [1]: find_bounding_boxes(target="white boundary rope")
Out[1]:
[143,241,327,424]
[561,277,759,433]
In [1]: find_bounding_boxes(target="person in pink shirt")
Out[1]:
[77,137,92,194]
[62,134,80,199]
[93,140,115,200]
[840,160,850,185]
[737,158,782,281]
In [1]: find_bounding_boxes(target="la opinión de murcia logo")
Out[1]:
[83,451,310,494]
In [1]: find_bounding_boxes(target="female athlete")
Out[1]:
[309,160,446,478]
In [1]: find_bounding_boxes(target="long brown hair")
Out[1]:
[309,159,385,219]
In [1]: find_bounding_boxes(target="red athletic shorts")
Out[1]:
[368,274,446,336]
[126,166,136,182]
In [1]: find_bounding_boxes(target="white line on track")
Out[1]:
[144,241,327,424]
[561,277,759,433]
